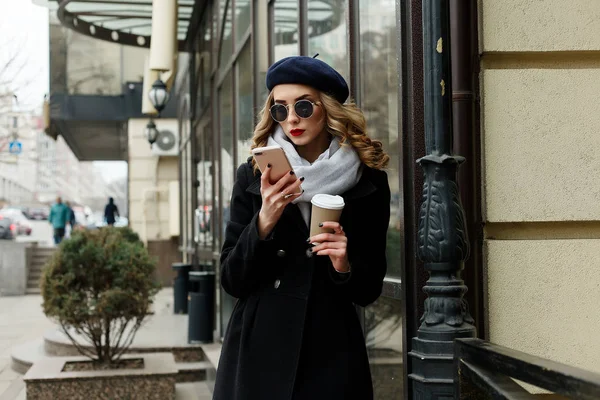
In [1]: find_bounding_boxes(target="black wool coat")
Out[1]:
[213,160,391,400]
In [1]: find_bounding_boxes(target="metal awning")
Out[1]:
[54,0,196,51]
[45,82,179,161]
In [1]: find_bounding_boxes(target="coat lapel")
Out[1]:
[245,178,261,196]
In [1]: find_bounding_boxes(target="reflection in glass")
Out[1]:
[308,0,349,83]
[219,0,227,31]
[185,133,194,251]
[62,30,121,95]
[365,296,403,399]
[236,44,253,168]
[273,0,299,61]
[219,72,235,336]
[195,122,214,248]
[359,0,401,277]
[179,96,195,252]
[219,73,234,244]
[235,0,251,45]
[181,144,189,262]
[196,7,212,114]
[219,1,233,67]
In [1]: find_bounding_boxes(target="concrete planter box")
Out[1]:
[23,353,177,400]
[0,241,31,295]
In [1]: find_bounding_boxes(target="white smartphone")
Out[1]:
[252,146,302,193]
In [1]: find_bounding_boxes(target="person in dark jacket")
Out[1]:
[104,197,119,226]
[65,201,76,227]
[213,56,391,400]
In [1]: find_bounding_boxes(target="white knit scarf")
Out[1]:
[267,126,362,226]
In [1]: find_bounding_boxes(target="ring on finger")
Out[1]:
[283,193,294,200]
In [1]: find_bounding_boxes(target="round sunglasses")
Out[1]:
[270,99,319,122]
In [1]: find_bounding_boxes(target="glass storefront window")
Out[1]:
[308,0,349,83]
[219,71,235,337]
[64,30,121,95]
[219,73,234,244]
[196,6,212,114]
[196,120,214,249]
[181,143,189,262]
[273,0,299,61]
[219,0,233,68]
[236,44,253,168]
[219,0,227,31]
[359,1,402,396]
[235,0,251,45]
[359,0,400,277]
[186,136,194,251]
[365,296,403,398]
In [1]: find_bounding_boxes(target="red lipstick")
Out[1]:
[290,129,305,137]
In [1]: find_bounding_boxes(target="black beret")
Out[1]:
[266,56,349,103]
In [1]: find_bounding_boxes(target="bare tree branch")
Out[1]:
[0,32,43,113]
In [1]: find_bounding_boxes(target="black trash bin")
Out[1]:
[188,270,216,344]
[172,263,192,314]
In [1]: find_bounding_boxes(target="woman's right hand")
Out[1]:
[257,165,304,239]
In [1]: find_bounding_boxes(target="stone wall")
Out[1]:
[480,0,600,374]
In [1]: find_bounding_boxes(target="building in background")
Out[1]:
[39,3,180,285]
[0,107,41,205]
[0,110,111,214]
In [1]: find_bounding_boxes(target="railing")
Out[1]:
[454,338,600,399]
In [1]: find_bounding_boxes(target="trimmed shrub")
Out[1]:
[41,227,160,366]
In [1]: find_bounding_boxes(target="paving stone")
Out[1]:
[175,382,212,400]
[0,382,11,396]
[0,369,19,382]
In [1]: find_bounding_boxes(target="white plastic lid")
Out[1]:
[311,194,345,210]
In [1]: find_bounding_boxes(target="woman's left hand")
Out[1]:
[309,222,350,273]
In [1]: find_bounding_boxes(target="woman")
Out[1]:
[214,56,391,400]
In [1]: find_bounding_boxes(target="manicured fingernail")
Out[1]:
[306,238,311,243]
[299,177,305,182]
[267,163,272,168]
[318,223,323,227]
[290,170,295,175]
[302,189,305,194]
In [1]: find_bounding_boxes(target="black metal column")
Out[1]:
[408,0,476,398]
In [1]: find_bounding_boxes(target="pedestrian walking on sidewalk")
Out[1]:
[104,197,120,226]
[48,197,70,245]
[213,56,391,400]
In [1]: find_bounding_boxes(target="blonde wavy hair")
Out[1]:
[250,91,389,172]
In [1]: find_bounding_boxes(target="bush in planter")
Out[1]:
[41,226,160,367]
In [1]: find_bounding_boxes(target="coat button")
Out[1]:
[274,279,281,289]
[305,248,314,258]
[276,249,286,258]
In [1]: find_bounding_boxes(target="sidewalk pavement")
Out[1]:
[0,289,212,400]
[0,295,54,399]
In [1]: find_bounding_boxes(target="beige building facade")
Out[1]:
[127,118,179,243]
[128,118,180,286]
[480,0,600,374]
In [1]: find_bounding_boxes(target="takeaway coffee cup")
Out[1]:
[309,194,345,238]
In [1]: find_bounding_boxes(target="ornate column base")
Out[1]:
[409,325,475,399]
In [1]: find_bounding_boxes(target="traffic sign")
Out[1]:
[8,141,22,155]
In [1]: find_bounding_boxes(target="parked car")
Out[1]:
[0,208,32,236]
[28,207,50,220]
[0,217,15,240]
[11,206,31,219]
